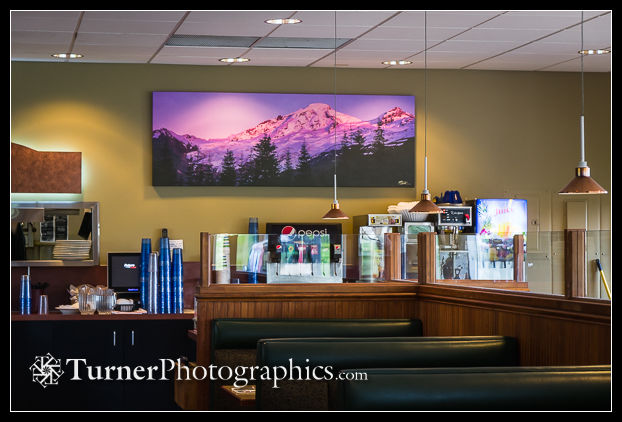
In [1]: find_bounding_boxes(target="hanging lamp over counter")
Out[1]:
[323,10,349,220]
[410,11,442,214]
[559,11,607,195]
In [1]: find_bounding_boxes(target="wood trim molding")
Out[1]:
[415,283,610,325]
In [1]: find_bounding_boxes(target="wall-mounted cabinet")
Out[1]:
[11,201,100,267]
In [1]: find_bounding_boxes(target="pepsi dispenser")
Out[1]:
[266,223,344,283]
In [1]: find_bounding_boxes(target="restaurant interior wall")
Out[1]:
[10,61,611,264]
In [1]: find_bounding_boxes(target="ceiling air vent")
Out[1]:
[166,34,350,49]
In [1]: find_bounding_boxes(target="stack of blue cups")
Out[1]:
[140,238,152,311]
[19,274,31,315]
[159,237,171,314]
[172,248,184,314]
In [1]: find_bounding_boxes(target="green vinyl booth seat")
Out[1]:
[209,318,423,409]
[255,336,518,411]
[332,366,612,411]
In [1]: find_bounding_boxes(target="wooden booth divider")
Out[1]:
[181,232,610,410]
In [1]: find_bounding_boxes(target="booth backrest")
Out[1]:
[333,366,612,411]
[211,318,423,352]
[209,318,422,409]
[255,336,518,410]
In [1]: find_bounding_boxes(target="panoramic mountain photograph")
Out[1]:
[152,92,415,187]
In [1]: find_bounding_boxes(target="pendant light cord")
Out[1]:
[579,10,586,167]
[423,10,429,193]
[334,10,338,202]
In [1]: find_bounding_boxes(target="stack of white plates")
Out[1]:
[53,240,92,260]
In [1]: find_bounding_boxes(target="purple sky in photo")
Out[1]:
[153,92,415,140]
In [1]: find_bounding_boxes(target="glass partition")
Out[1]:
[432,230,611,300]
[207,233,402,284]
[205,230,610,301]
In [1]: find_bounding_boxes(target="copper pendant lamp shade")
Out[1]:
[559,166,607,194]
[559,11,607,195]
[410,191,443,213]
[322,201,349,220]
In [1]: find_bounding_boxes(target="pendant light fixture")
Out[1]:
[323,10,349,220]
[410,11,443,214]
[559,11,608,195]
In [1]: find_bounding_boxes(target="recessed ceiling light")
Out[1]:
[265,18,302,25]
[382,60,412,66]
[578,49,610,55]
[51,53,83,59]
[218,57,251,63]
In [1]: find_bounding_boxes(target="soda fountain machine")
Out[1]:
[265,223,344,283]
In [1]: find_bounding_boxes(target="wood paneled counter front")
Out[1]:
[190,280,610,410]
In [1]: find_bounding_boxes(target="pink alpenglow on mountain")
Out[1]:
[155,102,414,169]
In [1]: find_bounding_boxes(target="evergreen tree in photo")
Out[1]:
[280,149,294,186]
[236,153,253,186]
[219,149,237,185]
[249,135,280,185]
[371,118,387,157]
[296,141,312,184]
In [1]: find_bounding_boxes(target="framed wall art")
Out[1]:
[152,92,415,187]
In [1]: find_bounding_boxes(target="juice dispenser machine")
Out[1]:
[353,214,402,282]
[467,198,528,281]
[265,223,344,283]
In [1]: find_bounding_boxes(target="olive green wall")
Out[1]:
[10,62,611,263]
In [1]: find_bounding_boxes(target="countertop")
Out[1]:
[11,309,195,321]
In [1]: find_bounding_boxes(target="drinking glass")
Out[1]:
[78,286,96,315]
[96,290,116,314]
[38,294,49,315]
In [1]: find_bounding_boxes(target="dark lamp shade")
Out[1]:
[559,167,608,194]
[322,202,349,220]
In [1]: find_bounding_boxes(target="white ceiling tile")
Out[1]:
[10,11,81,32]
[11,42,73,56]
[478,10,581,30]
[9,10,613,71]
[82,11,186,21]
[75,32,169,48]
[452,27,553,43]
[427,10,506,28]
[177,11,291,37]
[540,54,611,72]
[150,55,232,65]
[79,18,180,35]
[11,30,74,45]
[343,38,423,53]
[246,47,326,61]
[70,44,157,60]
[156,45,249,56]
[433,39,519,54]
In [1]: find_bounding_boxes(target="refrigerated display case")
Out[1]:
[471,198,528,281]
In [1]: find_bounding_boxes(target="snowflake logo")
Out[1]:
[29,353,64,388]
